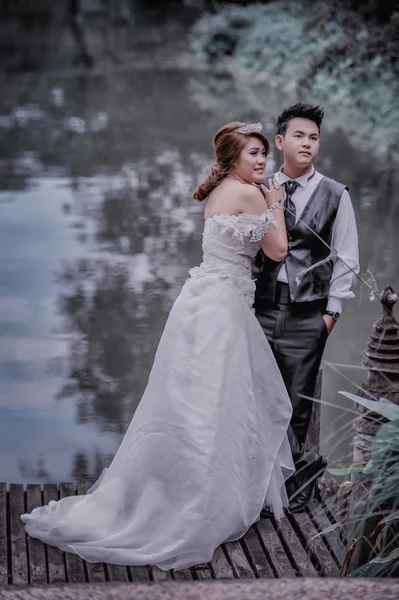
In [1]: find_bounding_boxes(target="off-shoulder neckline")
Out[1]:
[204,211,270,223]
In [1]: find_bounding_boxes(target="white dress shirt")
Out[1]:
[274,167,360,314]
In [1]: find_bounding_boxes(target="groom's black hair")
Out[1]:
[276,103,324,136]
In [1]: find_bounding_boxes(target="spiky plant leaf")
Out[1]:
[347,548,399,577]
[339,392,399,421]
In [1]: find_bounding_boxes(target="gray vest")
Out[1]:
[254,176,347,305]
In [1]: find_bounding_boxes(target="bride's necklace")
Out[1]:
[228,173,257,187]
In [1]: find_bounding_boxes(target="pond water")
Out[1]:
[0,14,398,484]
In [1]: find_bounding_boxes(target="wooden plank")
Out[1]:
[149,565,173,581]
[9,484,29,585]
[0,482,8,585]
[223,540,255,578]
[288,511,339,576]
[306,500,346,567]
[319,479,342,525]
[320,481,337,504]
[59,483,86,583]
[241,525,275,578]
[172,567,194,580]
[76,482,105,582]
[105,563,130,582]
[255,520,296,578]
[273,517,318,577]
[127,564,151,581]
[321,483,349,545]
[42,484,66,584]
[193,563,214,580]
[26,485,47,584]
[209,546,235,579]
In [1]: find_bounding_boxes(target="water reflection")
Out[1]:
[19,455,50,480]
[53,151,207,436]
[71,451,114,483]
[0,45,223,482]
[19,448,115,484]
[0,60,398,483]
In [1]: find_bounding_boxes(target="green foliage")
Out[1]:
[339,391,399,422]
[361,417,399,511]
[348,547,399,577]
[331,394,399,576]
[190,1,399,158]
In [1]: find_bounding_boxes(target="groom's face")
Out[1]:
[276,117,320,169]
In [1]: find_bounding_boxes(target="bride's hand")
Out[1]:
[262,178,284,208]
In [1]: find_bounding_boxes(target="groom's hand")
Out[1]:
[322,314,335,335]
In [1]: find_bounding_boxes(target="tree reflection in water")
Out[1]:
[19,450,115,483]
[19,455,50,480]
[1,13,396,479]
[71,450,114,483]
[55,151,207,436]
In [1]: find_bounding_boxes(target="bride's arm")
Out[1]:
[236,183,287,262]
[259,180,287,262]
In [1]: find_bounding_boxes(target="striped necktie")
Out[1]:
[284,180,299,233]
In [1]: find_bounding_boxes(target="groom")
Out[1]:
[255,103,359,512]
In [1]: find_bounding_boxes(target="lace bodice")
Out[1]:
[188,211,275,308]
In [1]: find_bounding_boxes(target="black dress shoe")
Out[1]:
[286,455,328,514]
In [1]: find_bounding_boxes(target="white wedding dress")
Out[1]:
[22,211,294,571]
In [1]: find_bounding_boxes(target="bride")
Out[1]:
[22,122,295,571]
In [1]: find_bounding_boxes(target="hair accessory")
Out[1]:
[233,123,263,134]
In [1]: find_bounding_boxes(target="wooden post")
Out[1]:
[353,285,399,465]
[343,286,399,572]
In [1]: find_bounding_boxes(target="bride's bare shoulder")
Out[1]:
[205,180,264,219]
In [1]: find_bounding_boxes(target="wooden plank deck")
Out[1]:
[0,482,345,586]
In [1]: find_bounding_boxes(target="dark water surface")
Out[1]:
[1,22,398,483]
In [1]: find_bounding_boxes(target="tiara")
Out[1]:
[233,122,263,134]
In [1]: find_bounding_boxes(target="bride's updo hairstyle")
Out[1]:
[193,122,270,202]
